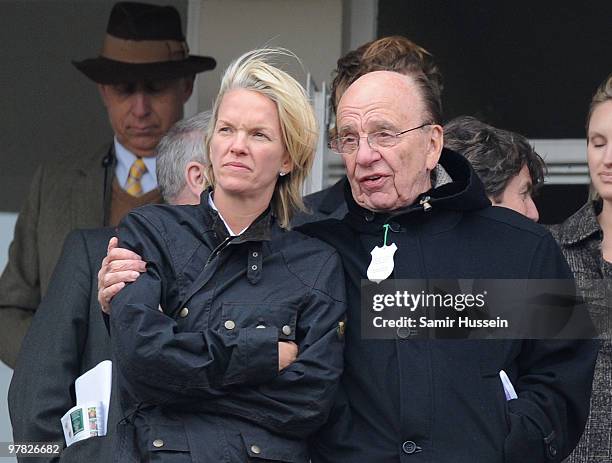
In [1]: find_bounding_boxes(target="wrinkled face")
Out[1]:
[587,100,612,201]
[98,78,193,157]
[336,71,443,212]
[209,89,292,202]
[492,165,539,221]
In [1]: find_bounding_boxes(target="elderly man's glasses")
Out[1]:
[328,123,432,155]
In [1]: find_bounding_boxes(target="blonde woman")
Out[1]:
[108,49,345,462]
[550,74,612,463]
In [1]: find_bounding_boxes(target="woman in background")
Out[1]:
[550,74,612,463]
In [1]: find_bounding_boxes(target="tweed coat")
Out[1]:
[550,201,612,463]
[0,144,114,367]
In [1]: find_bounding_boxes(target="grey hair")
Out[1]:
[444,116,546,201]
[156,110,211,203]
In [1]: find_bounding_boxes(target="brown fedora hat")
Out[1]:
[73,1,216,84]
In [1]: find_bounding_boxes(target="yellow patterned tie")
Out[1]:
[125,158,147,197]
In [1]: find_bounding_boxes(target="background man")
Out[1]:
[444,115,545,221]
[8,112,210,462]
[0,1,215,367]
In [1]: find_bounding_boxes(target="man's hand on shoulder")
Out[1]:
[97,237,146,314]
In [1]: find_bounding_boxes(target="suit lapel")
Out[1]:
[71,144,113,229]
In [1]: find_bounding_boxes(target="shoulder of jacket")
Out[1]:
[75,227,117,246]
[295,218,353,241]
[37,143,112,177]
[272,227,343,288]
[277,226,340,257]
[470,206,550,239]
[61,228,116,269]
[127,203,199,225]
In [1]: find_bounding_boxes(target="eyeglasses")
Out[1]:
[328,123,432,155]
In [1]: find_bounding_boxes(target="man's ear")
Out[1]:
[97,84,109,108]
[181,77,195,103]
[185,161,207,196]
[425,124,444,171]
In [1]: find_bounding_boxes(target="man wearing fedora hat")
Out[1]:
[0,1,215,368]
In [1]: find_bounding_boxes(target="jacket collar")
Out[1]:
[317,177,348,214]
[344,148,491,229]
[555,201,602,246]
[198,189,273,243]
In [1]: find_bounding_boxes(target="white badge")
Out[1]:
[367,243,397,283]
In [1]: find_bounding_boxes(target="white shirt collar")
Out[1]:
[208,193,248,236]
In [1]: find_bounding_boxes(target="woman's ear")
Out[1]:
[280,152,294,175]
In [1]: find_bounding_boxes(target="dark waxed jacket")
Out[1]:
[109,192,346,462]
[300,149,599,463]
[293,178,348,227]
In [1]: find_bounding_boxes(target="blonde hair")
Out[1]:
[587,74,612,202]
[204,48,317,229]
[587,73,612,135]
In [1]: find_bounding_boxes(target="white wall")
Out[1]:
[195,0,343,111]
[0,212,18,462]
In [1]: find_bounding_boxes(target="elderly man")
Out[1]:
[299,35,442,223]
[444,115,545,222]
[297,70,597,462]
[0,1,215,367]
[8,111,210,463]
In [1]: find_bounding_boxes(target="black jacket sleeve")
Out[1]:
[206,251,346,438]
[504,233,600,462]
[110,211,280,402]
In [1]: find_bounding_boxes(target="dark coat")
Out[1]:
[293,178,348,227]
[300,149,599,463]
[0,145,115,367]
[109,193,346,462]
[8,227,121,462]
[549,201,612,463]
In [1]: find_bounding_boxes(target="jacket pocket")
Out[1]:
[147,424,191,462]
[240,428,308,462]
[221,302,299,341]
[479,341,517,436]
[60,435,110,462]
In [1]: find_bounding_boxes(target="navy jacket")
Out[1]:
[301,149,599,463]
[293,178,348,227]
[109,193,346,462]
